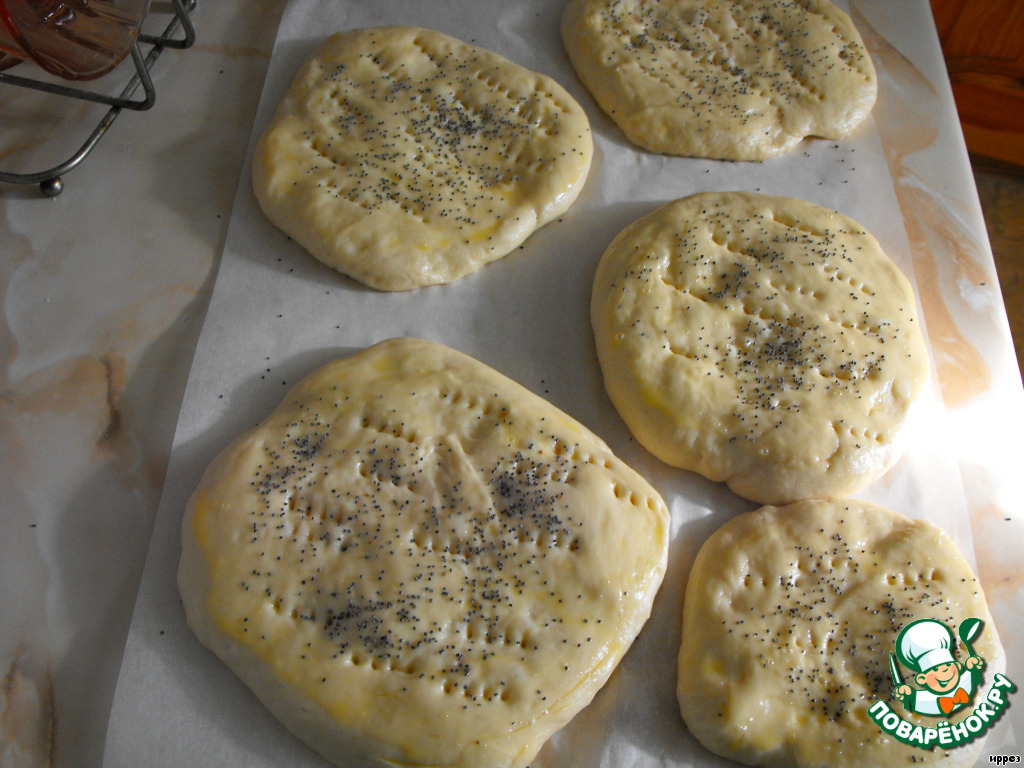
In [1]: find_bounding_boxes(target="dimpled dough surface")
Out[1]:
[252,27,593,291]
[178,337,669,768]
[677,499,1005,768]
[560,0,876,160]
[591,191,929,505]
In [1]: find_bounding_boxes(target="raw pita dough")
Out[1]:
[590,191,929,505]
[252,26,593,291]
[677,498,1005,768]
[179,337,669,768]
[561,0,877,160]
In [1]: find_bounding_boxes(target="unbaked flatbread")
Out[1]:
[252,27,593,291]
[179,337,669,768]
[590,191,929,505]
[561,0,877,160]
[677,498,1005,768]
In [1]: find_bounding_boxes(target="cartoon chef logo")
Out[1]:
[891,618,984,717]
[870,616,1015,749]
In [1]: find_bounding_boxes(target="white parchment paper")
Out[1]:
[103,1,1019,765]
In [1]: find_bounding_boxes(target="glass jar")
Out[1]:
[0,0,151,80]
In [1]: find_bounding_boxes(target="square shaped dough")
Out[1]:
[179,337,669,768]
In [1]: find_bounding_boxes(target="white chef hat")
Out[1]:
[896,618,956,673]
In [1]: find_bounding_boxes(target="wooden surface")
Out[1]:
[930,0,1024,165]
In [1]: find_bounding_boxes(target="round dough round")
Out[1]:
[677,498,1005,768]
[561,0,877,160]
[590,191,929,505]
[252,27,593,291]
[179,337,669,768]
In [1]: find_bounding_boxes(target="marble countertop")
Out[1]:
[1,1,1021,765]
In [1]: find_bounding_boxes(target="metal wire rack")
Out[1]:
[0,0,196,196]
